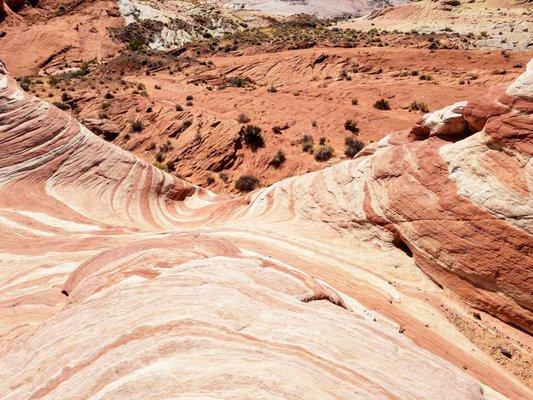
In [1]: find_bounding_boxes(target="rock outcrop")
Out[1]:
[0,58,531,399]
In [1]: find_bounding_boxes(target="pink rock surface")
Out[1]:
[0,60,531,399]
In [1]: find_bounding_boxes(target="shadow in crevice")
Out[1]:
[393,236,413,258]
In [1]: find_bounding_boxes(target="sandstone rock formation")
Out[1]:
[0,58,531,399]
[410,101,469,140]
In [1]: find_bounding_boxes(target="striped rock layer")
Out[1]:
[0,59,531,399]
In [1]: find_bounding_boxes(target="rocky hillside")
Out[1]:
[0,59,531,398]
[338,0,533,50]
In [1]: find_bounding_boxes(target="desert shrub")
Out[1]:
[267,85,277,93]
[128,39,146,51]
[373,98,391,110]
[98,112,109,119]
[131,120,143,132]
[159,140,172,153]
[235,175,260,192]
[19,76,31,91]
[70,62,90,77]
[154,85,161,90]
[48,75,60,86]
[152,162,167,171]
[419,74,433,81]
[155,151,165,162]
[314,145,334,161]
[480,31,488,37]
[166,160,176,172]
[176,104,183,111]
[237,113,250,123]
[227,76,253,88]
[319,137,326,145]
[186,95,194,101]
[301,135,314,153]
[104,92,114,99]
[270,150,286,168]
[61,92,72,102]
[52,101,70,111]
[206,175,216,185]
[344,119,360,134]
[409,101,429,113]
[240,124,264,149]
[344,137,364,157]
[351,97,358,105]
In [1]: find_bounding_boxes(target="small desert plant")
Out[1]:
[176,104,183,111]
[419,74,433,81]
[409,101,429,113]
[237,113,251,124]
[314,145,334,162]
[344,137,364,158]
[131,120,143,132]
[351,97,358,105]
[227,76,253,88]
[52,101,70,111]
[166,160,176,172]
[270,150,286,168]
[19,76,31,91]
[186,95,194,101]
[344,119,360,134]
[235,175,260,192]
[267,85,277,93]
[159,140,173,153]
[152,162,167,171]
[128,39,146,51]
[373,98,391,110]
[61,92,72,102]
[70,62,90,77]
[240,125,264,149]
[104,92,114,99]
[48,75,60,86]
[301,135,314,153]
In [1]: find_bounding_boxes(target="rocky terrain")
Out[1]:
[1,0,530,193]
[0,0,532,398]
[0,54,532,398]
[338,0,533,50]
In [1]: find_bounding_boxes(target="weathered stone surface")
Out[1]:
[0,60,531,399]
[410,101,469,140]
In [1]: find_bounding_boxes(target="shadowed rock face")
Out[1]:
[0,59,531,399]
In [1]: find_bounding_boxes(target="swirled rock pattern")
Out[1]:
[0,59,531,399]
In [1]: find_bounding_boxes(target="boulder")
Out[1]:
[409,101,469,140]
